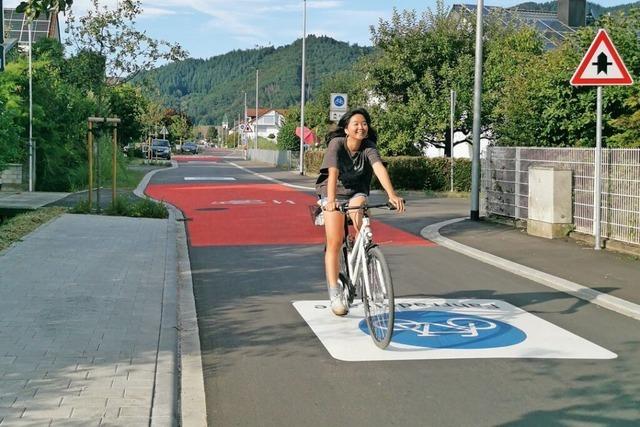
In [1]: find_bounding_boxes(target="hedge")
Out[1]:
[304,151,472,192]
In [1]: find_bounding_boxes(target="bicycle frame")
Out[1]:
[344,212,374,303]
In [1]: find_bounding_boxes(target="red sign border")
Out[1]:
[570,29,634,86]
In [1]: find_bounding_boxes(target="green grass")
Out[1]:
[0,207,68,252]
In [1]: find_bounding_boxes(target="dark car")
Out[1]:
[181,141,198,154]
[151,139,171,160]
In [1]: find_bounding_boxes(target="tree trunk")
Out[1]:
[444,127,452,158]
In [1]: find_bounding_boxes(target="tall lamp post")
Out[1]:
[28,15,34,191]
[1,0,5,72]
[255,69,259,150]
[470,0,484,221]
[299,0,307,175]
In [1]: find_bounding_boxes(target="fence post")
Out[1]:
[515,147,521,219]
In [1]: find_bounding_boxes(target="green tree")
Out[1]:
[278,108,301,151]
[16,0,73,19]
[169,114,191,143]
[64,0,187,83]
[206,126,218,142]
[366,2,477,155]
[492,7,640,147]
[107,83,148,147]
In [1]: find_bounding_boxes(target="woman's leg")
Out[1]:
[348,195,367,232]
[323,208,344,289]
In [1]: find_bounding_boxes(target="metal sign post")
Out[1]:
[570,29,633,250]
[450,89,456,192]
[1,0,5,72]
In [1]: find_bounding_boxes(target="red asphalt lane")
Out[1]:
[146,182,435,247]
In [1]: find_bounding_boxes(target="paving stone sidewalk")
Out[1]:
[0,214,177,426]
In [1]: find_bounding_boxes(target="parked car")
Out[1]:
[181,141,198,154]
[151,139,171,160]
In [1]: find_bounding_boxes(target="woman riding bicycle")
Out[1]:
[315,107,405,316]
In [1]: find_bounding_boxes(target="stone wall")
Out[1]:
[0,164,25,191]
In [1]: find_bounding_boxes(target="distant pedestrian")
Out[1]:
[315,107,404,316]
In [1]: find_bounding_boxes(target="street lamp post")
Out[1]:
[470,0,484,221]
[255,69,259,150]
[299,0,307,175]
[28,18,34,191]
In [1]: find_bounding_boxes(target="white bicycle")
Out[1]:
[337,202,396,349]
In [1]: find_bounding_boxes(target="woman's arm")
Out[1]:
[372,162,405,212]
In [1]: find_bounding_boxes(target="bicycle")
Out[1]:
[336,201,397,349]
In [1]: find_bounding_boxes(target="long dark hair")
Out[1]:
[325,107,378,144]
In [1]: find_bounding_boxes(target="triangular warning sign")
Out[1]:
[571,29,633,86]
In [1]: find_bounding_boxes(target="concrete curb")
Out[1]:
[422,218,640,321]
[138,161,208,426]
[150,208,179,426]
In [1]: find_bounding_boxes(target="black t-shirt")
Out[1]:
[315,137,382,198]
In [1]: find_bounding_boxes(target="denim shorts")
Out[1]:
[319,193,368,208]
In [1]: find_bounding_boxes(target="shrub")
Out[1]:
[129,197,169,218]
[304,151,325,175]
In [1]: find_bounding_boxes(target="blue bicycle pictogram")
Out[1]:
[359,310,527,349]
[334,95,345,107]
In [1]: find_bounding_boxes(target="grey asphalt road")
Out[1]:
[152,150,640,427]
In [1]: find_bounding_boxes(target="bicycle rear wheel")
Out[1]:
[362,246,395,349]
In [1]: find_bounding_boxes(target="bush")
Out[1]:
[304,150,325,175]
[129,197,169,218]
[71,196,168,218]
[304,149,472,191]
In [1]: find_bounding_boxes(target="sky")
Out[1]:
[4,0,636,59]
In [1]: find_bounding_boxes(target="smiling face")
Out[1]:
[344,113,369,142]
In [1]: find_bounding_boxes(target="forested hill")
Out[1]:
[514,1,640,15]
[137,35,373,125]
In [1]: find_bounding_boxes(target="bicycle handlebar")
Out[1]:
[336,201,401,213]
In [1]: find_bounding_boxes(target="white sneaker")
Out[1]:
[330,294,348,316]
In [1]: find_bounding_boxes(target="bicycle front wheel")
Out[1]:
[362,246,395,349]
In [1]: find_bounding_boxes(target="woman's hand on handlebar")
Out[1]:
[388,194,405,213]
[322,200,337,212]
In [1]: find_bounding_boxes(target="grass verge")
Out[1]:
[0,207,68,252]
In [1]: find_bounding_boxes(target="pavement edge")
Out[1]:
[422,218,640,322]
[136,162,208,426]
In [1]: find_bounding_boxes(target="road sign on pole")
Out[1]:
[330,93,348,123]
[570,29,633,86]
[570,29,633,250]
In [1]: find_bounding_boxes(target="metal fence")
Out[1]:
[483,147,640,246]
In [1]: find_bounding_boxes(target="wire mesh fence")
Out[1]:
[483,147,640,246]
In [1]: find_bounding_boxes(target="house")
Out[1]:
[2,7,62,54]
[246,108,286,141]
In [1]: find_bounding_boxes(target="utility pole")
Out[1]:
[1,0,5,72]
[28,17,34,191]
[470,0,484,221]
[299,0,307,175]
[450,89,456,192]
[255,69,259,150]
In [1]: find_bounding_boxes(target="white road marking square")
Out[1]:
[292,298,617,361]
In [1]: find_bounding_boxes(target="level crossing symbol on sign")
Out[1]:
[570,29,633,86]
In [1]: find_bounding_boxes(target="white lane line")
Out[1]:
[184,177,236,181]
[421,218,640,321]
[227,162,315,191]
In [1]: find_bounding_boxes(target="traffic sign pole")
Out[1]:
[570,29,633,250]
[594,86,603,250]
